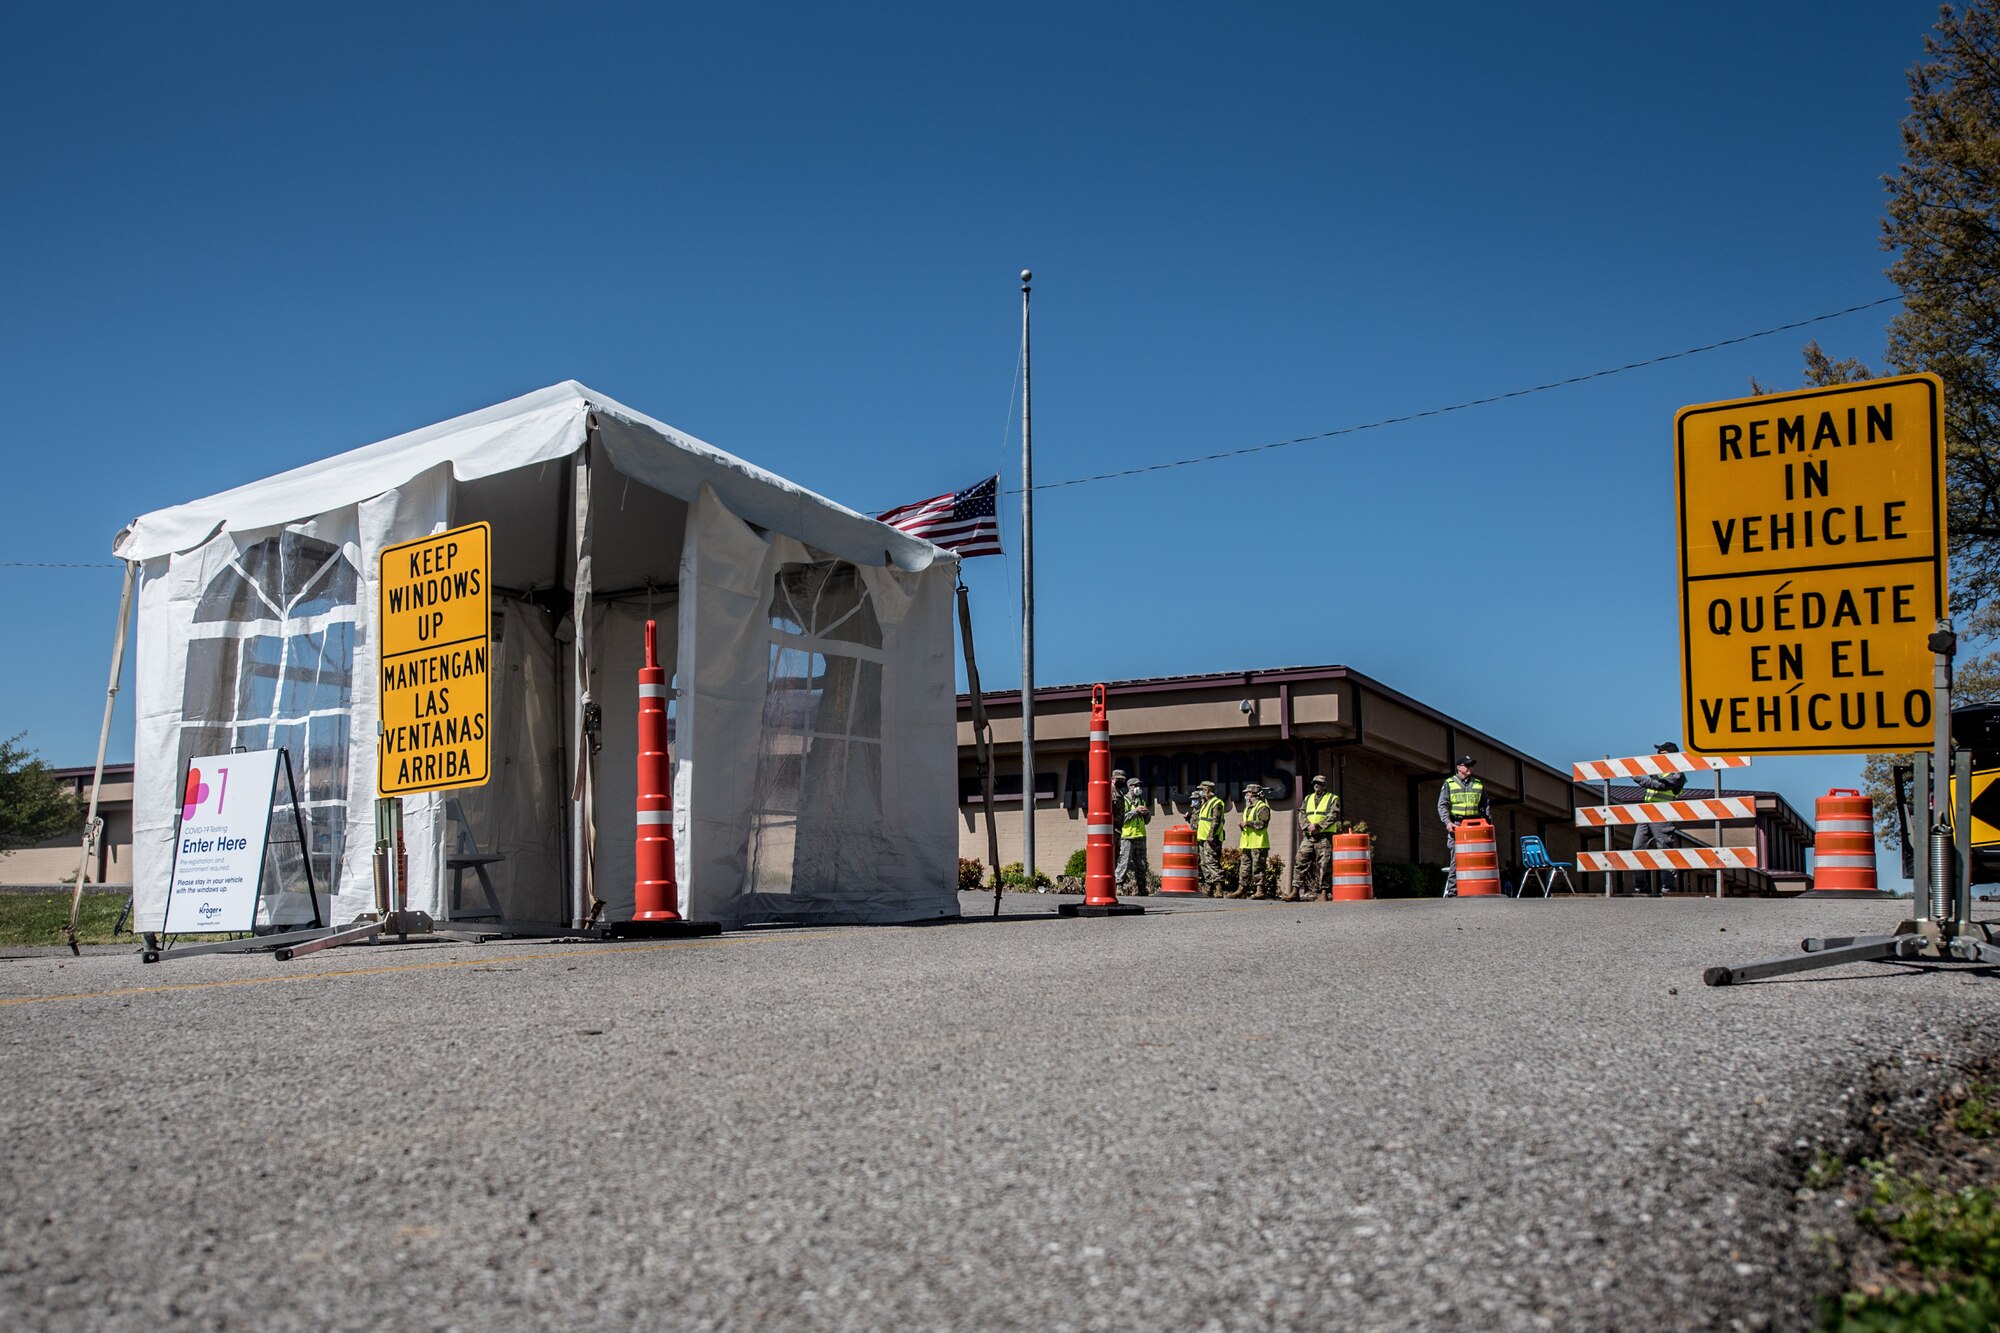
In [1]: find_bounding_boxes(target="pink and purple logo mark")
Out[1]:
[182,766,227,821]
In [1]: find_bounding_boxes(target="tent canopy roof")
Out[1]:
[113,381,947,572]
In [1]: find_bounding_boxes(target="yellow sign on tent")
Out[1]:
[378,522,491,795]
[1676,375,1947,756]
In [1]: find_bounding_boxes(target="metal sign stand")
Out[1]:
[270,796,452,961]
[1704,624,2000,986]
[143,749,334,964]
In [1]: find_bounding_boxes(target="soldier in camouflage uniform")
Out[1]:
[1229,784,1274,899]
[1287,774,1340,901]
[1115,774,1151,896]
[1189,780,1227,895]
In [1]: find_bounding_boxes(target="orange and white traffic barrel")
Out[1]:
[1160,826,1200,895]
[1812,788,1878,893]
[1453,819,1502,896]
[1330,832,1374,900]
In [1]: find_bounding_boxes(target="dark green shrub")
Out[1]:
[1063,848,1088,879]
[998,861,1054,891]
[1372,862,1446,898]
[958,858,986,891]
[1218,848,1285,894]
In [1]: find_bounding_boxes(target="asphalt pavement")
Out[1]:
[2,891,1995,1331]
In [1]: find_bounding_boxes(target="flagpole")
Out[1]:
[1019,269,1036,883]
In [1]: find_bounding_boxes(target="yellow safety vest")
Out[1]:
[1303,791,1338,829]
[1446,777,1484,819]
[1195,796,1224,841]
[1120,795,1149,839]
[1643,782,1682,803]
[1240,800,1271,850]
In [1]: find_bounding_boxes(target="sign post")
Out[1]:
[1683,376,2000,984]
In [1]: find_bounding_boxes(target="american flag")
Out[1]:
[876,475,1004,558]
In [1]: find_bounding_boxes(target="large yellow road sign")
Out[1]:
[378,522,490,795]
[1677,375,1946,756]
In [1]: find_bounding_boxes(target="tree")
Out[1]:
[1883,2,2000,608]
[1769,4,2000,844]
[0,734,82,854]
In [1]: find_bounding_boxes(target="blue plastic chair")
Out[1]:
[1518,836,1576,897]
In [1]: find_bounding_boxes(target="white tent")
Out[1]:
[113,382,960,931]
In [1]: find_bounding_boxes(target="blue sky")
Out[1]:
[0,0,1948,867]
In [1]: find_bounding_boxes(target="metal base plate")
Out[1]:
[1705,919,2000,986]
[1057,903,1147,917]
[141,924,343,964]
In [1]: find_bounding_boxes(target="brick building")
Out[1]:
[957,664,1813,895]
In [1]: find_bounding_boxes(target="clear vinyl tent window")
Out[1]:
[745,560,886,896]
[178,531,359,911]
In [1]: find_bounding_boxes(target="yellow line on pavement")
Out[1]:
[0,935,763,1009]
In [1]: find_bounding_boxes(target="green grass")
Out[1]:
[0,892,132,947]
[1827,1277,2000,1332]
[1823,1148,2000,1330]
[1858,1166,2000,1278]
[1954,1083,2000,1140]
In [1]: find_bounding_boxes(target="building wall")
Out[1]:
[0,769,134,887]
[956,669,1590,887]
[956,668,1816,896]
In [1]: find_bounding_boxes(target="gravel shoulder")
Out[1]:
[2,894,1994,1331]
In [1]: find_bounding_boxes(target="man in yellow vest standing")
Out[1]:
[1190,780,1227,896]
[1438,756,1489,897]
[1287,774,1339,901]
[1115,774,1151,896]
[1229,784,1274,899]
[1630,742,1687,896]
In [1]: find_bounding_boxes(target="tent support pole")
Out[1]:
[67,559,137,954]
[569,442,596,928]
[955,580,1002,915]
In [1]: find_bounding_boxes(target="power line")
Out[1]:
[6,294,1908,569]
[1013,294,1903,495]
[0,561,120,569]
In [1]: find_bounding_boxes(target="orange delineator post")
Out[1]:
[1812,788,1879,893]
[1453,819,1502,896]
[1085,684,1118,907]
[1330,832,1374,900]
[1160,826,1200,894]
[633,619,681,922]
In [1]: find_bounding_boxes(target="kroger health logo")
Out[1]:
[181,765,233,821]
